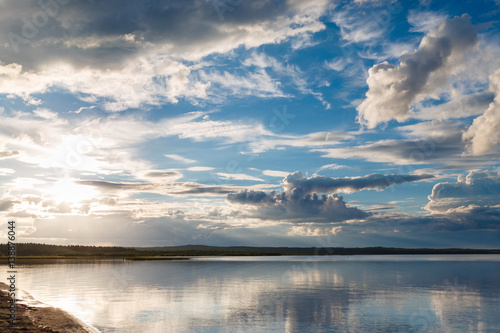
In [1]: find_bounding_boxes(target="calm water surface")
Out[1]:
[17,255,500,332]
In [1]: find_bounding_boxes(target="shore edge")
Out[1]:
[0,282,100,333]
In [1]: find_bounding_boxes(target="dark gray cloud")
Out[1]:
[282,171,434,196]
[0,150,20,159]
[144,171,181,178]
[0,199,16,211]
[316,123,499,169]
[436,206,500,231]
[228,190,277,205]
[227,171,433,222]
[76,180,140,191]
[362,207,500,233]
[228,189,369,223]
[174,185,234,195]
[346,171,500,234]
[76,180,234,196]
[0,0,312,70]
[0,0,329,110]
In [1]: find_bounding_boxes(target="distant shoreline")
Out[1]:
[3,254,500,263]
[1,243,500,259]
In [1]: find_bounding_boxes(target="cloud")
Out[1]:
[415,91,494,121]
[0,108,280,179]
[164,154,196,164]
[145,171,179,178]
[25,213,216,246]
[226,171,431,223]
[0,58,208,111]
[0,168,15,175]
[332,170,500,235]
[324,58,349,72]
[463,69,500,155]
[316,164,347,172]
[351,208,500,234]
[0,199,16,211]
[315,121,497,169]
[246,131,356,154]
[407,10,448,33]
[437,205,500,231]
[140,169,183,181]
[262,170,290,177]
[164,113,273,144]
[426,170,500,213]
[198,69,287,99]
[227,190,280,206]
[187,166,215,172]
[0,0,328,66]
[0,150,20,159]
[216,173,264,182]
[75,180,236,197]
[227,189,369,223]
[0,108,161,175]
[173,185,235,196]
[318,171,500,235]
[357,14,478,128]
[289,225,343,236]
[241,52,331,107]
[281,171,434,195]
[0,0,330,110]
[330,4,390,43]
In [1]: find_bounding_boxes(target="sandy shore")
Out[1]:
[0,282,99,333]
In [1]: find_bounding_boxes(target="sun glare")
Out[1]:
[49,179,99,204]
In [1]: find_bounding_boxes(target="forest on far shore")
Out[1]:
[1,243,500,258]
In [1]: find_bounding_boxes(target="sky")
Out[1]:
[1,0,500,248]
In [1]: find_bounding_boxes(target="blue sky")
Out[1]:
[1,0,500,247]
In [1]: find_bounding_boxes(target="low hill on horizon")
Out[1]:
[138,244,500,255]
[2,243,499,257]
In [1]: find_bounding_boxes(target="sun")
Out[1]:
[49,178,99,204]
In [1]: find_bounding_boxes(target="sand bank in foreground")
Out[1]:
[0,282,98,333]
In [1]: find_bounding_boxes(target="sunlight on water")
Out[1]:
[16,255,500,332]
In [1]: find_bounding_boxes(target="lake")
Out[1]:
[16,255,500,332]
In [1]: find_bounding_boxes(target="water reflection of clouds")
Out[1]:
[16,257,500,332]
[430,287,496,333]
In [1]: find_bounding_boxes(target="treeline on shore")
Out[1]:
[0,243,281,257]
[1,243,500,258]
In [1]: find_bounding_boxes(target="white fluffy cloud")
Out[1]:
[426,170,500,213]
[289,225,342,236]
[357,14,478,128]
[463,69,500,155]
